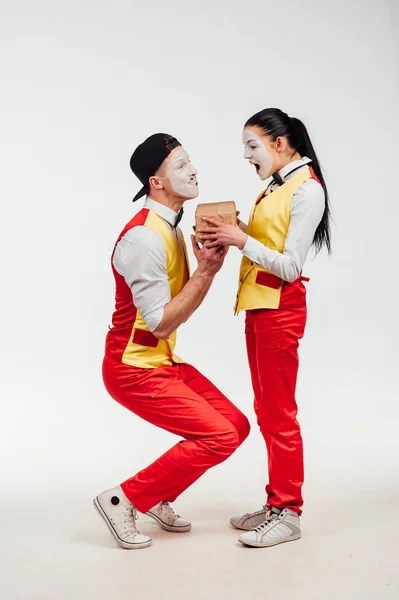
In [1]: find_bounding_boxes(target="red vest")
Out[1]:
[105,208,189,368]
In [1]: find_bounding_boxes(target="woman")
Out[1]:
[198,108,331,548]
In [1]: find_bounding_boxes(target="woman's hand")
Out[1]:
[197,217,248,250]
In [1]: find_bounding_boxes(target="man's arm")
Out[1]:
[114,226,171,333]
[114,228,227,340]
[153,237,227,339]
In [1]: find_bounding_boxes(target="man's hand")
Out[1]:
[197,217,248,250]
[153,236,228,339]
[190,235,228,276]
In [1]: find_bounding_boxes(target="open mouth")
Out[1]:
[250,163,260,174]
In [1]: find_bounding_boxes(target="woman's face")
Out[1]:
[242,126,277,180]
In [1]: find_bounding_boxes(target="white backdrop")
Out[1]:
[1,1,399,599]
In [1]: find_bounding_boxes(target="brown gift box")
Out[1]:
[195,201,237,242]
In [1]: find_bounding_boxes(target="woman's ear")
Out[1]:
[274,136,288,153]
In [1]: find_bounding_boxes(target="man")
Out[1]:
[94,133,250,549]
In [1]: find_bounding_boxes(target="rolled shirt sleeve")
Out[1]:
[113,226,171,332]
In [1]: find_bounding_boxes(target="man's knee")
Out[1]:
[212,415,250,458]
[209,426,240,460]
[237,414,251,445]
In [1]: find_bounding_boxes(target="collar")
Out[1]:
[145,197,181,227]
[274,156,312,184]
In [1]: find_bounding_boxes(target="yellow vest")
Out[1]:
[235,168,312,314]
[121,211,189,368]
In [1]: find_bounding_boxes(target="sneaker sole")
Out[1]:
[93,497,152,549]
[238,533,301,548]
[146,511,191,533]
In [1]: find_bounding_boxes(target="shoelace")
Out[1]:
[123,506,139,537]
[243,505,267,519]
[160,501,181,523]
[252,510,279,534]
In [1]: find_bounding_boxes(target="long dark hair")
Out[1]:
[245,108,331,254]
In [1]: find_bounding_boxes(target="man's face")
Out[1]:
[162,147,199,199]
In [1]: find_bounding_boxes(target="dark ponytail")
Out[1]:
[246,108,331,254]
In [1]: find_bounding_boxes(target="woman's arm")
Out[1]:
[199,179,325,282]
[241,179,325,281]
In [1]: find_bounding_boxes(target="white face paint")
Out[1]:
[167,147,199,199]
[242,129,274,180]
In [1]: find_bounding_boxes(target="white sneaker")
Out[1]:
[230,505,268,531]
[146,501,191,533]
[238,507,301,548]
[93,485,152,549]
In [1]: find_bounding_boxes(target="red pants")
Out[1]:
[102,356,250,513]
[245,303,307,515]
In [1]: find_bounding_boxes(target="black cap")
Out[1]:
[130,133,181,202]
